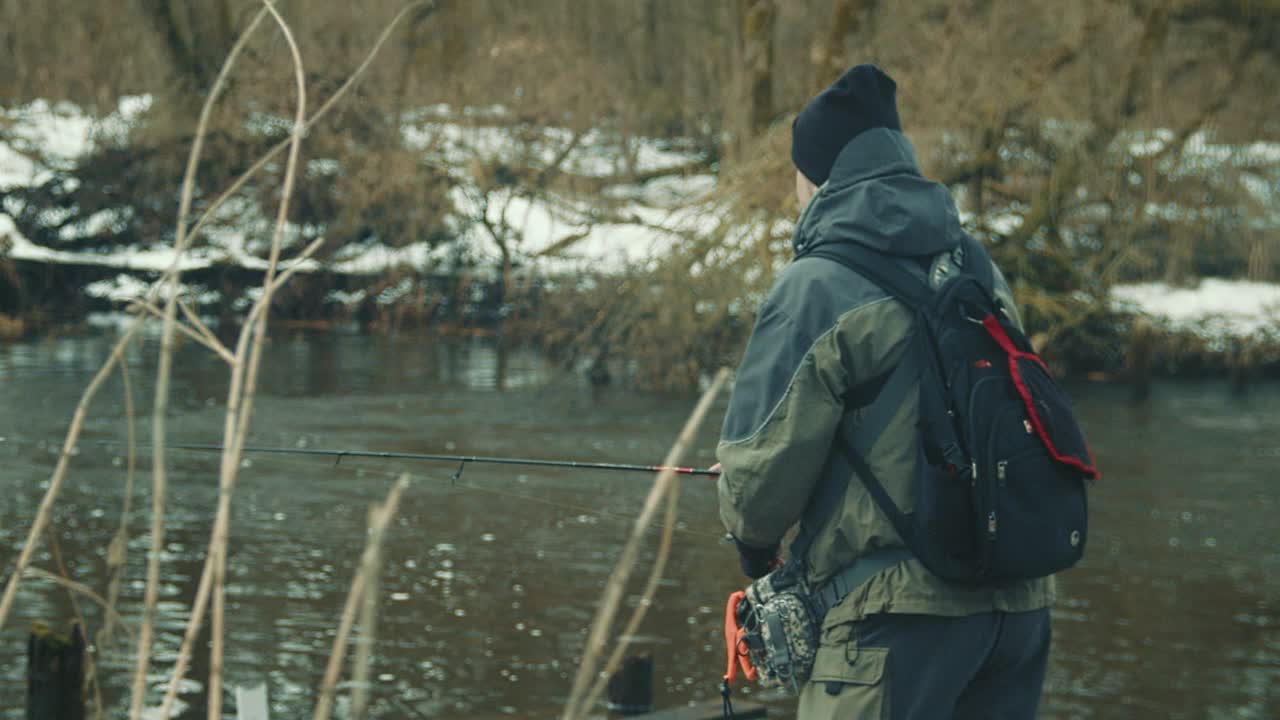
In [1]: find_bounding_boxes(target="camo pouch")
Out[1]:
[738,568,820,693]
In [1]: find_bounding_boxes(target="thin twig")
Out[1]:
[177,298,232,362]
[185,1,432,246]
[126,300,236,364]
[562,368,731,720]
[154,3,416,709]
[130,8,270,719]
[99,348,138,656]
[22,568,136,639]
[266,236,327,293]
[582,484,680,710]
[350,505,382,720]
[208,4,307,717]
[0,322,142,631]
[47,529,105,720]
[313,475,410,720]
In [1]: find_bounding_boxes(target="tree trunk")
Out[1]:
[811,0,878,92]
[740,0,777,138]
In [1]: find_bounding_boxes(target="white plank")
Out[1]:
[234,683,269,720]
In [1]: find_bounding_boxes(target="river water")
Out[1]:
[0,331,1276,719]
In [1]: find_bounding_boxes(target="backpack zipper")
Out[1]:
[977,405,1020,575]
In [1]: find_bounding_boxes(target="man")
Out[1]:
[715,65,1053,719]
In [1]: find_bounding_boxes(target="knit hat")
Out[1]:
[791,64,901,185]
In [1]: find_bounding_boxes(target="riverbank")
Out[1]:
[3,95,1278,383]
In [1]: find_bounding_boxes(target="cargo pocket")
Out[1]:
[798,644,889,720]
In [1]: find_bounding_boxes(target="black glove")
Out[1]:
[733,537,780,579]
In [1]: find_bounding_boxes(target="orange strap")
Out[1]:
[722,590,757,685]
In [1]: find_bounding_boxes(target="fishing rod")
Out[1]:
[147,443,723,477]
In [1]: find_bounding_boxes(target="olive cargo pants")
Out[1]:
[798,609,1052,720]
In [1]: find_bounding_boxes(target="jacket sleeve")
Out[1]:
[715,297,851,548]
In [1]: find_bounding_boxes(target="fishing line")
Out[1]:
[75,439,730,542]
[228,448,729,541]
[154,442,723,477]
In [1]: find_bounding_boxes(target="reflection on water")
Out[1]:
[0,331,1277,719]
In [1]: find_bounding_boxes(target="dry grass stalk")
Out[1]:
[98,353,137,656]
[0,2,426,715]
[561,367,731,720]
[22,568,135,639]
[207,4,307,717]
[0,322,142,631]
[153,0,420,708]
[46,530,105,719]
[582,480,679,711]
[126,299,236,363]
[313,475,411,720]
[350,505,383,720]
[185,1,433,246]
[129,9,271,718]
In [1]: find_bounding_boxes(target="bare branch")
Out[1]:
[131,7,270,718]
[126,300,236,364]
[562,368,731,720]
[313,475,411,720]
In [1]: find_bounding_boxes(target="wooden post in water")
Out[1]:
[27,622,84,720]
[607,654,654,715]
[1228,337,1256,396]
[606,654,767,720]
[1126,317,1157,402]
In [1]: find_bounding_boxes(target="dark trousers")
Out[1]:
[798,609,1052,720]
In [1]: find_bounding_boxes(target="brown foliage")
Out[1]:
[1,0,1277,380]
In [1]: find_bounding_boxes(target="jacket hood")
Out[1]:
[793,128,964,257]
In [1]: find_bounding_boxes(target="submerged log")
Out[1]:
[27,622,84,720]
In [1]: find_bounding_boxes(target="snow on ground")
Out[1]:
[6,97,1279,335]
[2,96,716,283]
[1111,279,1280,339]
[0,95,151,189]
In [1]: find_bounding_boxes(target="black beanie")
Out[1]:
[791,64,901,186]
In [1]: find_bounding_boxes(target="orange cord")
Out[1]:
[722,590,757,685]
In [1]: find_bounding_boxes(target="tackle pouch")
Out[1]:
[735,568,820,693]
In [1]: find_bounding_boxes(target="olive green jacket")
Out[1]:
[716,128,1053,628]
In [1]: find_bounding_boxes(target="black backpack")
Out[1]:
[806,237,1099,584]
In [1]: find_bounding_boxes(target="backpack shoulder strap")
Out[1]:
[804,243,933,310]
[788,330,925,569]
[958,234,995,295]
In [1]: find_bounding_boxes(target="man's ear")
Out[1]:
[795,170,818,210]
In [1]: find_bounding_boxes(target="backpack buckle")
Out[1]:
[940,442,967,469]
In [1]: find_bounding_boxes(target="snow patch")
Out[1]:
[0,95,151,189]
[1111,279,1280,338]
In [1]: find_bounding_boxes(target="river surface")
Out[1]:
[0,331,1276,719]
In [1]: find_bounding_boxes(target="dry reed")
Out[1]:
[21,568,135,639]
[350,504,384,720]
[313,474,411,720]
[149,1,424,709]
[561,367,730,720]
[206,4,307,717]
[98,354,137,658]
[0,322,142,631]
[184,2,435,246]
[129,8,271,716]
[46,531,104,719]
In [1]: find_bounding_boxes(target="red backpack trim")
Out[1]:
[981,316,1101,480]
